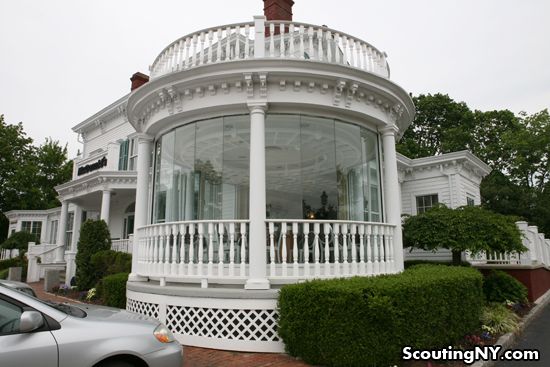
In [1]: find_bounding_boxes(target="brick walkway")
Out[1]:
[27,281,313,367]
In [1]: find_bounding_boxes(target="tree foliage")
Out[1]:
[403,205,524,265]
[0,115,73,242]
[397,95,550,235]
[75,220,112,290]
[0,231,40,251]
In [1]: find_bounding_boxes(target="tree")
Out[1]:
[397,93,474,158]
[0,115,73,242]
[75,220,112,290]
[403,205,524,265]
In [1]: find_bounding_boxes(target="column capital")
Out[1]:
[380,124,399,137]
[247,101,268,113]
[129,132,154,143]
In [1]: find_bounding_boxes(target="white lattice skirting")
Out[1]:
[126,290,284,352]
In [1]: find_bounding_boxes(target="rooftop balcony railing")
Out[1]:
[149,17,390,80]
[134,219,396,285]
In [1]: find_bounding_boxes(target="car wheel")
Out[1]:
[96,360,136,367]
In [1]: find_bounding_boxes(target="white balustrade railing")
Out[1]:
[111,236,133,254]
[466,222,550,268]
[0,248,19,260]
[149,17,389,79]
[135,220,250,281]
[266,220,396,279]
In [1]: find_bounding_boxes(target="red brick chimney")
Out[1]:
[263,0,294,21]
[130,72,149,91]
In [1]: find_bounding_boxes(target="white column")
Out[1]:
[381,125,404,273]
[55,201,69,263]
[245,102,270,289]
[100,190,112,225]
[64,205,82,286]
[129,133,154,282]
[40,219,47,243]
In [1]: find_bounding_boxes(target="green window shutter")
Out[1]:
[118,140,129,170]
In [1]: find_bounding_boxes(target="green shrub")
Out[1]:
[481,303,520,334]
[404,259,471,269]
[0,268,8,279]
[75,220,111,291]
[483,270,528,303]
[278,265,484,367]
[0,258,20,271]
[91,250,132,281]
[100,272,129,308]
[0,231,39,251]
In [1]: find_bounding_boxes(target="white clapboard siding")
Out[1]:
[83,118,136,159]
[400,176,451,215]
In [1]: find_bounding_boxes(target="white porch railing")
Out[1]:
[466,221,550,268]
[134,219,396,284]
[0,248,19,260]
[149,17,389,79]
[111,235,133,254]
[135,220,250,281]
[26,243,65,282]
[266,220,396,278]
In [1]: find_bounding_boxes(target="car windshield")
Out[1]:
[42,301,87,318]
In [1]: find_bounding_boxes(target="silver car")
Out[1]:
[0,279,37,297]
[0,283,183,367]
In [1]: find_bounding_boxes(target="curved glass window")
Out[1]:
[152,114,382,223]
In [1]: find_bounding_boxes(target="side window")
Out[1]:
[466,196,475,206]
[0,298,22,335]
[416,194,439,214]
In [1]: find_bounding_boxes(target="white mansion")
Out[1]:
[4,0,492,352]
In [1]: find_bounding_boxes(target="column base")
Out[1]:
[128,273,149,282]
[245,278,271,290]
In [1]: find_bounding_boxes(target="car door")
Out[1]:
[0,295,58,367]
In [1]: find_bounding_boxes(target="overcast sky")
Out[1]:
[1,0,549,157]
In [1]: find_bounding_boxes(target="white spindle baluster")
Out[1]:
[188,224,195,275]
[333,223,340,276]
[244,24,250,58]
[299,25,305,59]
[218,222,225,276]
[324,223,331,275]
[191,34,198,66]
[207,222,214,276]
[207,30,214,64]
[361,43,368,72]
[160,225,168,276]
[269,23,275,57]
[355,40,362,69]
[307,26,314,59]
[342,36,348,66]
[334,33,341,64]
[366,224,372,275]
[280,23,286,57]
[388,227,395,272]
[216,28,223,62]
[229,222,235,276]
[197,223,204,276]
[314,222,320,276]
[325,30,332,63]
[342,223,348,275]
[225,27,231,60]
[178,223,185,275]
[289,24,295,57]
[358,224,365,274]
[184,37,191,69]
[240,223,247,276]
[235,26,241,59]
[269,222,275,276]
[171,224,178,275]
[292,222,299,276]
[350,224,357,275]
[380,226,388,274]
[281,222,288,276]
[349,39,355,67]
[373,225,380,274]
[317,28,323,61]
[303,223,310,277]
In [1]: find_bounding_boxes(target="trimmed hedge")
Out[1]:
[91,250,132,281]
[278,265,484,367]
[483,270,528,303]
[100,272,129,308]
[75,220,111,290]
[0,231,39,251]
[404,259,471,269]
